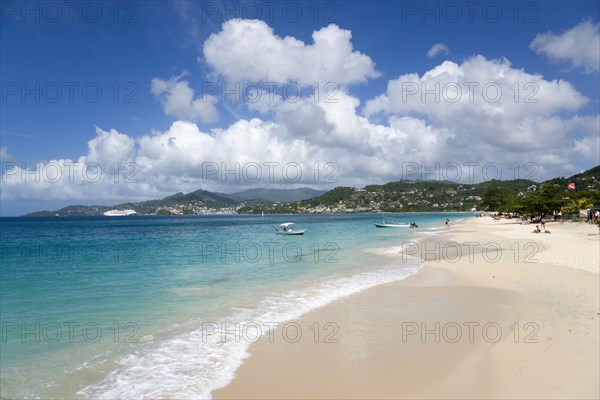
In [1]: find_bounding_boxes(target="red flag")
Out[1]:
[567,182,575,190]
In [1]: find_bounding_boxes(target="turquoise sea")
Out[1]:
[0,213,472,398]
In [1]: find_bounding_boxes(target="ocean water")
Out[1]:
[0,213,472,398]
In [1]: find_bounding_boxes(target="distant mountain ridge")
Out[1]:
[23,166,600,216]
[24,187,326,216]
[147,189,238,207]
[223,187,326,203]
[239,166,600,214]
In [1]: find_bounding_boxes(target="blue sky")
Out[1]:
[1,1,599,215]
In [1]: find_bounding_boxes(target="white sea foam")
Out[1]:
[420,230,445,236]
[79,257,422,399]
[362,244,410,256]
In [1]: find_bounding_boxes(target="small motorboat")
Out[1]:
[275,222,306,235]
[374,221,410,228]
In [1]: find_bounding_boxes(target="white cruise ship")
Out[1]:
[103,209,137,217]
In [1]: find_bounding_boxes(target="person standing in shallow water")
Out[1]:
[445,218,449,228]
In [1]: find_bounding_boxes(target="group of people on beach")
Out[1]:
[532,218,550,233]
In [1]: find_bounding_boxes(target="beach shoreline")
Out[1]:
[214,216,600,399]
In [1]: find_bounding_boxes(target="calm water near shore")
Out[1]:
[0,213,472,398]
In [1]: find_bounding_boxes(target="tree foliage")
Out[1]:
[518,183,569,215]
[480,181,517,212]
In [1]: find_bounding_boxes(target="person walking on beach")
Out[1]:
[445,218,449,228]
[541,218,545,231]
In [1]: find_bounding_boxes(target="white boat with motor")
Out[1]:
[374,221,410,228]
[275,222,306,235]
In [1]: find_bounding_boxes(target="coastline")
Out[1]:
[214,217,600,399]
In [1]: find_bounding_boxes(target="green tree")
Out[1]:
[481,181,517,212]
[518,183,568,215]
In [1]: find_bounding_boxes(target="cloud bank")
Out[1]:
[2,21,598,205]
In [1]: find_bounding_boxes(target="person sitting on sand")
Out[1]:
[532,225,541,233]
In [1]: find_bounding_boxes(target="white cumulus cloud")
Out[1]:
[86,126,136,166]
[427,43,449,58]
[530,21,600,73]
[203,20,379,86]
[151,73,219,123]
[364,55,589,154]
[3,75,596,205]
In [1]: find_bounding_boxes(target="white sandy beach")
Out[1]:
[214,217,600,399]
